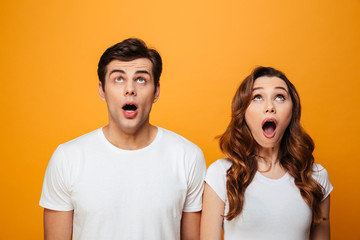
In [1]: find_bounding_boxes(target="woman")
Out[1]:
[200,67,332,240]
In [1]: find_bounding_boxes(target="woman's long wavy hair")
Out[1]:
[220,66,324,225]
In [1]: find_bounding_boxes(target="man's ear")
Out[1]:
[153,83,160,103]
[99,82,106,102]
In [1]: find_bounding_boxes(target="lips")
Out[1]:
[262,118,277,138]
[122,102,138,118]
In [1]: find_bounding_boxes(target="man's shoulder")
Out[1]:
[158,127,206,173]
[158,127,202,152]
[60,128,101,150]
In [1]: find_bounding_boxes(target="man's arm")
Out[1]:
[310,195,331,240]
[44,208,73,240]
[181,211,201,240]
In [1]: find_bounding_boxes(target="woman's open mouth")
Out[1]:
[262,118,277,138]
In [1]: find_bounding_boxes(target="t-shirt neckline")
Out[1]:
[97,126,163,153]
[255,171,291,183]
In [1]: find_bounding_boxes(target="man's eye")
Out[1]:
[253,95,262,101]
[137,78,145,83]
[275,94,285,101]
[115,77,124,82]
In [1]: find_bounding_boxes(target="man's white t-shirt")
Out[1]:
[205,158,333,240]
[40,127,206,240]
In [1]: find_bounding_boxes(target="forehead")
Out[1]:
[106,58,153,75]
[253,76,288,91]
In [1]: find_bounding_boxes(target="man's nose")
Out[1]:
[124,82,137,96]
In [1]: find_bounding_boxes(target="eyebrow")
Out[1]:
[109,69,125,75]
[252,86,289,93]
[109,69,151,76]
[135,70,151,75]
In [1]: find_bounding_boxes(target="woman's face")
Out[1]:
[245,76,293,149]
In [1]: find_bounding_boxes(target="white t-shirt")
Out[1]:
[205,158,333,240]
[40,127,206,240]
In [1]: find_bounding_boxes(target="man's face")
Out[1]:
[99,58,160,134]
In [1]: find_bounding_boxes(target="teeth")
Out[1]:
[123,104,137,111]
[264,120,275,126]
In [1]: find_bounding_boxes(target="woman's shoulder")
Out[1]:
[208,158,232,172]
[205,159,231,203]
[311,163,329,179]
[311,163,333,199]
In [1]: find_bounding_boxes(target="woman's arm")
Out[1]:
[200,183,225,240]
[310,195,331,240]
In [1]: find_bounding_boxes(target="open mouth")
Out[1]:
[262,119,277,138]
[122,104,138,112]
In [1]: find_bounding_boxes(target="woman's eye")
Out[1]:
[137,77,145,83]
[253,95,262,101]
[275,94,285,101]
[115,77,124,83]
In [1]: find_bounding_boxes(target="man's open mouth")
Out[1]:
[122,104,138,112]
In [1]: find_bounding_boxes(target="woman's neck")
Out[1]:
[256,145,286,179]
[256,145,280,165]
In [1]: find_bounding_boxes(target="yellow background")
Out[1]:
[1,0,359,239]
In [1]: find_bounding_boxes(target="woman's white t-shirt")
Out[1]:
[205,158,333,240]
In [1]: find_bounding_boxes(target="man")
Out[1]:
[40,38,206,240]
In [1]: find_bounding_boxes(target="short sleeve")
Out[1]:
[205,159,231,203]
[183,148,207,212]
[312,163,333,200]
[39,145,74,211]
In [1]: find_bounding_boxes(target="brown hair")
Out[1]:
[97,38,162,92]
[219,66,324,225]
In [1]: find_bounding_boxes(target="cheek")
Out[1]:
[245,108,258,133]
[281,104,293,127]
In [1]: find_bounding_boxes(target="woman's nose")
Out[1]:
[265,102,276,113]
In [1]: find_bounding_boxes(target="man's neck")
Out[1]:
[102,123,158,150]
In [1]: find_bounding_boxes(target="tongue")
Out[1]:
[263,123,276,135]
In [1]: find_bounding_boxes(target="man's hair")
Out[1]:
[97,38,162,91]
